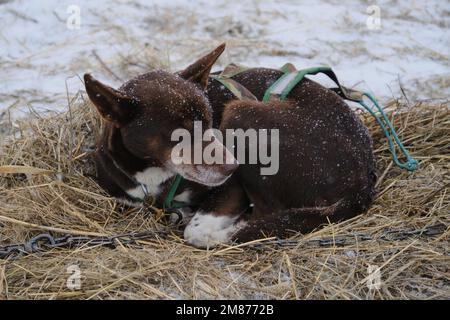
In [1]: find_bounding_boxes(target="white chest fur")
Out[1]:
[125,167,174,200]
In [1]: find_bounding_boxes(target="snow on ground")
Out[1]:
[0,0,449,118]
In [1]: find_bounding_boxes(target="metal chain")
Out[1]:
[0,223,446,260]
[0,230,170,260]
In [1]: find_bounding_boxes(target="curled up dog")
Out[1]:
[84,43,377,248]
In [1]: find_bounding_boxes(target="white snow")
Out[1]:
[0,0,449,117]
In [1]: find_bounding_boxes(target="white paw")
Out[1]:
[183,212,246,248]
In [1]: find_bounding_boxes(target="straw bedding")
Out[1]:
[0,95,448,299]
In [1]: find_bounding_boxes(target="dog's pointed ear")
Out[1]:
[84,74,137,127]
[178,43,226,90]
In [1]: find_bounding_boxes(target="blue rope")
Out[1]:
[358,93,418,172]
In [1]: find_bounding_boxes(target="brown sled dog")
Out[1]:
[84,43,377,248]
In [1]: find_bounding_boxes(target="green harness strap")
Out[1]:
[358,93,418,171]
[164,65,256,209]
[210,75,258,101]
[263,64,363,102]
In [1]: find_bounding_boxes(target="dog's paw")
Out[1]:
[183,212,246,249]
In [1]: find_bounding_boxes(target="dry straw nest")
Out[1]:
[0,94,448,299]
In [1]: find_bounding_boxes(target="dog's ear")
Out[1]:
[84,74,137,127]
[178,43,226,90]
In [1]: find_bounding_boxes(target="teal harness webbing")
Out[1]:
[164,174,184,209]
